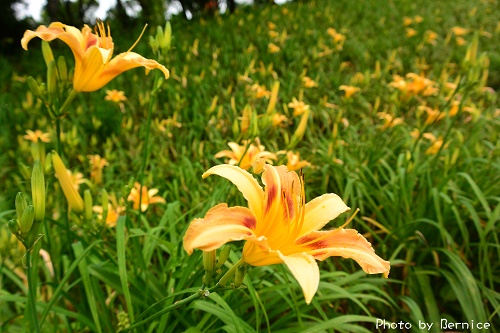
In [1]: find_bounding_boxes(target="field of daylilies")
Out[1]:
[1,0,499,332]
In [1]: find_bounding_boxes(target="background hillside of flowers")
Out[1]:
[1,0,499,332]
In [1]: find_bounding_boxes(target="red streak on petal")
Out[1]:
[266,184,277,213]
[243,216,257,230]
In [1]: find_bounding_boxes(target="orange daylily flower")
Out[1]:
[184,165,390,304]
[93,195,125,227]
[21,21,169,92]
[268,43,281,53]
[377,112,404,130]
[127,182,166,212]
[302,76,318,88]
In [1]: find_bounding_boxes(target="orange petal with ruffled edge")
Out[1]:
[183,203,257,255]
[279,251,320,304]
[297,229,390,278]
[203,165,264,221]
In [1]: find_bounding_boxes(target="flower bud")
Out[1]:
[234,265,246,287]
[101,189,109,223]
[27,76,43,99]
[20,205,35,235]
[47,60,58,103]
[51,151,84,212]
[216,245,231,269]
[15,192,28,223]
[31,160,45,222]
[266,81,280,114]
[41,41,55,68]
[8,219,20,235]
[57,55,68,83]
[290,109,310,148]
[203,250,216,285]
[160,22,172,52]
[84,189,93,221]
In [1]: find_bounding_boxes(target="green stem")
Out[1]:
[26,250,41,333]
[119,258,245,332]
[137,72,160,224]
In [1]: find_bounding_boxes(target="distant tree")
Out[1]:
[136,0,166,26]
[44,0,98,26]
[0,0,34,55]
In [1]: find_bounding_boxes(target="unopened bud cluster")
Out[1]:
[9,160,45,249]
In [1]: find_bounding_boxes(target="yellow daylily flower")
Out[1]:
[127,182,166,212]
[286,151,311,171]
[93,195,125,228]
[339,85,360,98]
[214,138,277,172]
[105,89,127,103]
[21,21,169,92]
[88,154,108,185]
[268,43,281,53]
[184,165,390,304]
[302,76,318,88]
[287,98,310,117]
[23,130,51,143]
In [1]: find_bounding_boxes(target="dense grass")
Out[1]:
[1,0,499,332]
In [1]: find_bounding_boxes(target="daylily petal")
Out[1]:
[75,51,169,92]
[73,46,106,92]
[299,229,390,278]
[278,251,319,304]
[299,193,350,237]
[203,165,264,220]
[183,203,257,255]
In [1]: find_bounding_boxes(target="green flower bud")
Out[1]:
[20,205,35,235]
[101,189,109,223]
[27,76,43,99]
[41,41,55,68]
[234,265,246,287]
[160,22,172,52]
[15,192,28,223]
[31,160,45,222]
[84,189,93,221]
[216,245,231,269]
[57,55,68,83]
[47,60,58,103]
[203,250,216,285]
[8,219,20,235]
[51,151,84,212]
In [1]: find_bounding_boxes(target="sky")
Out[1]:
[15,0,289,22]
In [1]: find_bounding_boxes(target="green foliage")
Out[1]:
[1,0,499,332]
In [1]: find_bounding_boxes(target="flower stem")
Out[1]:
[25,250,41,333]
[119,258,245,332]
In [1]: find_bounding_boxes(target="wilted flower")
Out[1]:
[214,138,277,171]
[184,165,390,304]
[21,21,169,92]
